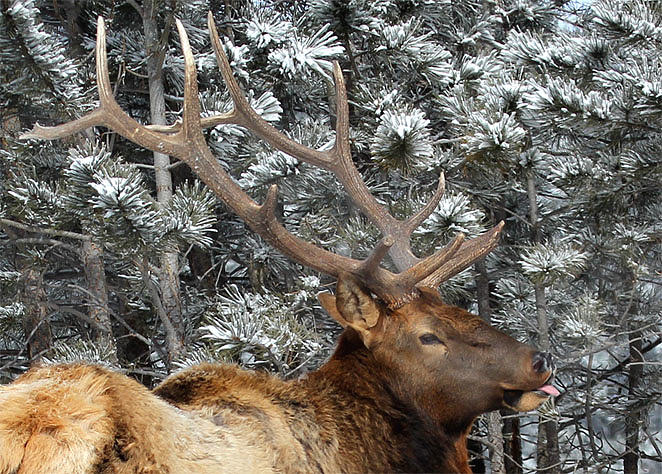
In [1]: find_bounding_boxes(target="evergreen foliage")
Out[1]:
[0,0,659,472]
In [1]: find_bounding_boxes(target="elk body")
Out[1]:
[0,13,559,474]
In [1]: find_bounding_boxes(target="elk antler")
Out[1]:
[21,13,503,308]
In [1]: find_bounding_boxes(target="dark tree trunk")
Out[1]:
[527,170,560,473]
[624,332,643,474]
[537,417,561,473]
[19,267,52,364]
[503,415,523,474]
[467,434,486,473]
[475,260,506,474]
[81,239,117,362]
[115,294,154,387]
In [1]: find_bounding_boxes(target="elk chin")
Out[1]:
[502,389,551,412]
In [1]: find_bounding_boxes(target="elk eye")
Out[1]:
[419,333,443,345]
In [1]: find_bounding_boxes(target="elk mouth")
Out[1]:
[502,374,560,411]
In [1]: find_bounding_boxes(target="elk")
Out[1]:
[0,13,559,474]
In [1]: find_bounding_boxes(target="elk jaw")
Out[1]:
[502,373,560,412]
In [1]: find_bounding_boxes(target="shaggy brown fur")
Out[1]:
[0,364,273,473]
[0,276,554,473]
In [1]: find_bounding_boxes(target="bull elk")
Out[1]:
[0,13,559,474]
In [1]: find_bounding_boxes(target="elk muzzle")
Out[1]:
[503,350,559,412]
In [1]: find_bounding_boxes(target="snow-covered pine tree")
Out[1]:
[1,1,217,374]
[1,0,91,374]
[435,0,661,472]
[506,2,660,472]
[1,1,659,473]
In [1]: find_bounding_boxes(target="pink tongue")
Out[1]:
[538,384,560,397]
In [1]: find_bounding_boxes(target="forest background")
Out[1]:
[0,0,659,472]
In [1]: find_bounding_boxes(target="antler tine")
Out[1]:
[20,20,109,140]
[378,172,448,272]
[358,236,395,277]
[20,19,111,140]
[403,173,445,237]
[177,19,203,141]
[400,233,465,287]
[419,221,505,289]
[207,12,332,169]
[22,17,186,158]
[330,61,352,163]
[96,18,114,106]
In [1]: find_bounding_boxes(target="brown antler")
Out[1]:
[21,14,503,308]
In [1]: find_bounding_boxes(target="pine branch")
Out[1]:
[0,218,89,241]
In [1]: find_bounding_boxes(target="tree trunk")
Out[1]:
[537,416,561,474]
[503,416,523,474]
[142,7,185,366]
[486,412,506,474]
[526,170,560,474]
[584,353,600,467]
[19,266,51,364]
[81,239,117,363]
[624,329,643,473]
[533,283,560,473]
[475,260,506,474]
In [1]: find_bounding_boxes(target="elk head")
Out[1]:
[21,13,558,423]
[320,275,558,429]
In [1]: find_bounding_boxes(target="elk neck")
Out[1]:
[300,328,474,473]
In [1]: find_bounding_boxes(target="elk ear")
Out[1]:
[330,273,383,348]
[317,292,346,327]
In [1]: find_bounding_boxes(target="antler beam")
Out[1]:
[21,14,503,308]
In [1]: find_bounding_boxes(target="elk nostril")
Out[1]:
[532,351,553,374]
